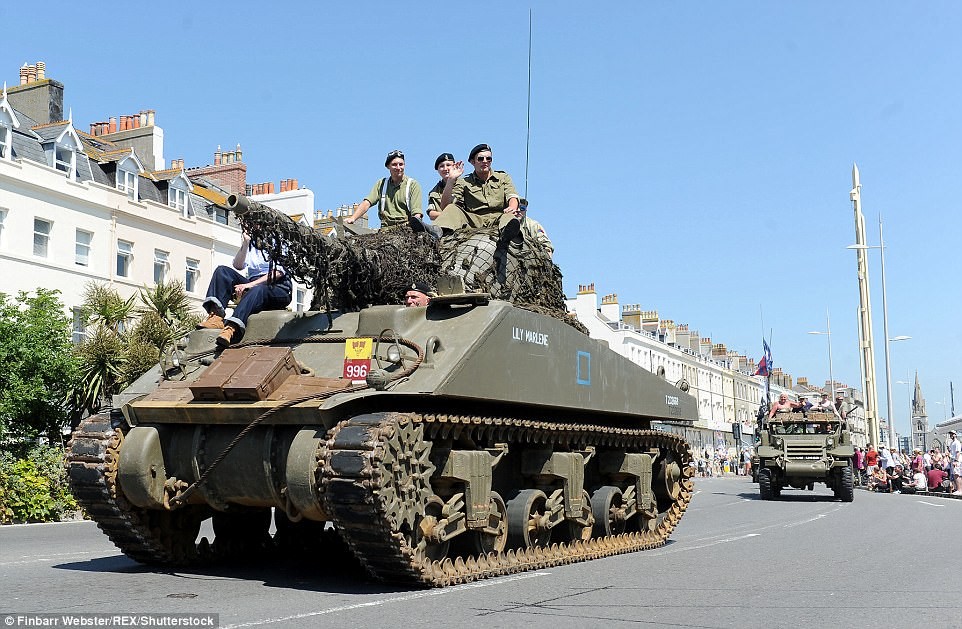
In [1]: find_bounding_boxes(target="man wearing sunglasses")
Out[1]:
[432,143,521,242]
[346,150,423,228]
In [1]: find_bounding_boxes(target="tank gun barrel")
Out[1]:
[224,194,335,294]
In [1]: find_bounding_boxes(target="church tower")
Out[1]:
[911,372,928,450]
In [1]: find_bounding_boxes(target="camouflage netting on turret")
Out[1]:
[233,197,584,332]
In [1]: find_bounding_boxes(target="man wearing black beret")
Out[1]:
[432,143,522,242]
[404,281,435,307]
[426,152,460,221]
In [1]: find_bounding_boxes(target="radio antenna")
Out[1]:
[524,9,532,198]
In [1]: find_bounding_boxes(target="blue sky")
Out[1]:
[7,1,961,436]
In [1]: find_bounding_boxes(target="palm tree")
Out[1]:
[72,280,199,416]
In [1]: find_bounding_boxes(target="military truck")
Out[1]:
[754,411,855,501]
[66,197,698,587]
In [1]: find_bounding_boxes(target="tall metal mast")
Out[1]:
[851,164,880,446]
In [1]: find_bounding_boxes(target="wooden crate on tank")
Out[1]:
[189,347,300,401]
[267,375,353,401]
[140,380,195,403]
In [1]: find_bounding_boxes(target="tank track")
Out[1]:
[321,412,693,587]
[66,413,229,565]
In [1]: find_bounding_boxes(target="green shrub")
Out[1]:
[0,444,78,523]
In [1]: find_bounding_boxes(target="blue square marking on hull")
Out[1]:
[577,351,591,385]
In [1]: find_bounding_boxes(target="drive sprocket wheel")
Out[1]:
[373,416,436,533]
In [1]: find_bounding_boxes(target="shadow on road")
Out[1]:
[53,554,413,595]
[736,491,843,502]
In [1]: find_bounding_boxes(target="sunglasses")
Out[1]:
[474,155,493,162]
[387,150,404,159]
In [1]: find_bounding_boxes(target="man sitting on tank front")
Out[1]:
[404,281,435,307]
[432,143,522,243]
[198,231,292,348]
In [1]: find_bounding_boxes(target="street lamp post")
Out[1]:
[847,215,909,451]
[808,310,835,402]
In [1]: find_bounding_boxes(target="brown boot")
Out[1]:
[197,312,225,329]
[215,324,237,349]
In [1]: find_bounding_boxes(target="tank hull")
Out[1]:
[67,301,697,586]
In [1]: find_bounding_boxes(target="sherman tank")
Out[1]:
[66,196,697,587]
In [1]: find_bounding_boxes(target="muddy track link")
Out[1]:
[321,412,694,587]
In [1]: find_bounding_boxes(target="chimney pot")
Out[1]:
[133,113,140,129]
[147,110,155,126]
[268,182,275,194]
[36,61,45,80]
[26,64,36,83]
[19,65,28,85]
[292,178,297,189]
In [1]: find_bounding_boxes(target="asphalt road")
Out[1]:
[3,477,961,629]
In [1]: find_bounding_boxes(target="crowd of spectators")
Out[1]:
[695,446,754,478]
[853,430,961,496]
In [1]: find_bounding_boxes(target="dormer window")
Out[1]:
[55,145,75,174]
[167,174,193,217]
[116,156,140,200]
[50,125,81,180]
[0,124,10,159]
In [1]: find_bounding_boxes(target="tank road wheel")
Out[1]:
[414,496,450,562]
[559,490,594,543]
[506,489,551,549]
[758,469,774,500]
[838,466,855,503]
[591,486,626,537]
[471,491,508,555]
[654,454,683,512]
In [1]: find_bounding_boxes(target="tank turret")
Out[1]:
[228,194,565,316]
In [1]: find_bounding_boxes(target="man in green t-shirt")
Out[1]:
[346,150,423,228]
[432,143,521,242]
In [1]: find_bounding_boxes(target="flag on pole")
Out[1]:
[754,340,773,376]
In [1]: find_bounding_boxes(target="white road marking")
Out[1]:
[650,533,760,556]
[219,571,551,628]
[917,500,945,507]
